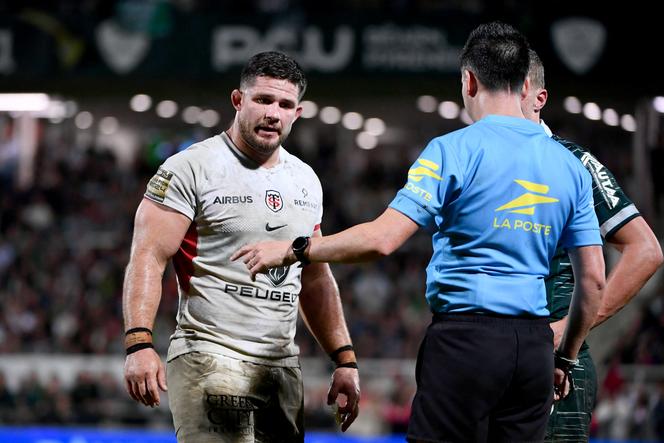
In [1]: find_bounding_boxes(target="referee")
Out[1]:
[234,22,606,442]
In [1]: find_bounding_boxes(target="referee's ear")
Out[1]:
[463,69,479,98]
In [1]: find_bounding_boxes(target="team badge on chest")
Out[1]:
[267,266,289,287]
[265,190,283,212]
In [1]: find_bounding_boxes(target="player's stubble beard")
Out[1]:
[238,117,290,158]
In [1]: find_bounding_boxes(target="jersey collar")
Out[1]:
[220,131,285,171]
[540,120,553,138]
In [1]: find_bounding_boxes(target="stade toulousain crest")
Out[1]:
[265,190,283,212]
[267,266,289,287]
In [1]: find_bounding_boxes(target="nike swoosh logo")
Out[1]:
[265,223,287,232]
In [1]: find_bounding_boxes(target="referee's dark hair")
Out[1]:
[460,21,530,93]
[240,51,307,100]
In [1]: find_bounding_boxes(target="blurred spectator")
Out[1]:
[0,117,19,191]
[615,287,664,365]
[382,373,413,434]
[0,22,660,435]
[0,371,16,423]
[0,368,168,428]
[70,371,101,424]
[654,382,664,441]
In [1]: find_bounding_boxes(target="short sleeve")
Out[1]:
[144,154,197,220]
[559,168,602,249]
[388,137,463,227]
[552,135,641,240]
[582,152,640,239]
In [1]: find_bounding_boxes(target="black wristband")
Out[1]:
[125,327,153,335]
[336,361,358,369]
[329,345,354,363]
[126,342,154,355]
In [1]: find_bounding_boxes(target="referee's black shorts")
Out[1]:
[407,313,554,443]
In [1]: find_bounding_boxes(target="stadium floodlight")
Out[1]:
[319,106,341,124]
[42,100,67,119]
[75,111,93,129]
[156,100,178,118]
[342,112,364,130]
[356,131,378,150]
[653,96,664,113]
[99,116,119,134]
[438,101,460,119]
[130,94,152,112]
[64,100,78,118]
[198,109,220,128]
[364,118,386,136]
[582,102,601,121]
[182,106,201,124]
[300,101,318,119]
[563,96,582,114]
[620,114,636,132]
[0,93,50,111]
[417,95,438,113]
[602,108,619,127]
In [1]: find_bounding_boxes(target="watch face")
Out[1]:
[293,236,308,251]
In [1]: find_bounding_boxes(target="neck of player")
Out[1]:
[226,126,281,168]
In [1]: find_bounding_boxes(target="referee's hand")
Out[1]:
[327,367,361,432]
[124,348,168,407]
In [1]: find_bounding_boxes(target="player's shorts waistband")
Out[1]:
[432,312,549,325]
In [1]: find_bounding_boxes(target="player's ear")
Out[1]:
[231,89,243,110]
[535,88,548,112]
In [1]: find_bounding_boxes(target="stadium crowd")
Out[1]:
[0,114,663,439]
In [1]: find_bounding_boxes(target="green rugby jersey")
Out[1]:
[545,131,640,324]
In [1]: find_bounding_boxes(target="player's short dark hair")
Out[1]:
[528,49,545,89]
[459,21,530,93]
[240,51,307,100]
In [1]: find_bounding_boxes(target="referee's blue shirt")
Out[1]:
[389,115,601,317]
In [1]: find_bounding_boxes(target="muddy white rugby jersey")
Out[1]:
[144,132,323,366]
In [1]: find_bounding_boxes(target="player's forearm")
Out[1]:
[558,277,603,359]
[122,250,168,330]
[594,241,663,327]
[299,265,355,362]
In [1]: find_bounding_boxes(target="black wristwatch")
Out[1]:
[291,236,311,265]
